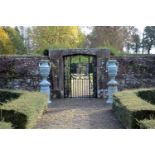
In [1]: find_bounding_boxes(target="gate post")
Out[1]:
[106,60,118,104]
[39,60,51,104]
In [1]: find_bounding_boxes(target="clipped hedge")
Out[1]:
[0,89,47,129]
[0,90,20,104]
[113,88,155,129]
[137,90,155,105]
[138,119,155,129]
[0,121,12,129]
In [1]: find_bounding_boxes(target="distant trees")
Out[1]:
[85,26,155,54]
[142,26,155,54]
[0,27,15,54]
[86,26,133,50]
[1,26,155,55]
[0,26,85,55]
[0,26,27,55]
[126,27,141,54]
[3,26,26,54]
[86,26,136,55]
[29,26,85,54]
[126,26,155,54]
[18,26,31,53]
[131,34,141,54]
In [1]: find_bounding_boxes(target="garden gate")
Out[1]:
[48,49,110,98]
[64,55,97,98]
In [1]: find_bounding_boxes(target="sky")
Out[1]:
[136,26,145,33]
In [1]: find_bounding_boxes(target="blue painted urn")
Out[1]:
[107,60,118,79]
[39,60,51,79]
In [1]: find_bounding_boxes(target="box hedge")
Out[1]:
[0,91,20,104]
[137,90,155,105]
[0,89,47,129]
[113,88,155,129]
[0,121,12,129]
[138,119,155,129]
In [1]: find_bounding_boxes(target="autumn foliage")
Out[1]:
[0,27,15,54]
[29,26,85,53]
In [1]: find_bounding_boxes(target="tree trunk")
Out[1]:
[135,43,138,54]
[148,40,153,54]
[148,46,151,54]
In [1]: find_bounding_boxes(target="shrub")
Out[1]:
[138,119,155,129]
[99,46,123,56]
[0,90,20,104]
[0,121,12,129]
[108,46,123,56]
[113,88,155,129]
[0,89,47,129]
[137,90,155,105]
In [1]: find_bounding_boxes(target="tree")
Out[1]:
[29,26,85,54]
[18,26,32,53]
[0,27,15,55]
[142,26,155,54]
[126,28,141,54]
[3,26,26,54]
[132,34,141,54]
[87,26,133,51]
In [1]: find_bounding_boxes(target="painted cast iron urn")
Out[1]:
[107,60,118,79]
[39,60,51,78]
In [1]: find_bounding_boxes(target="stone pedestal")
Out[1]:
[106,60,118,104]
[39,60,51,104]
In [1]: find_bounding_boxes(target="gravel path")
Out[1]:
[35,98,123,129]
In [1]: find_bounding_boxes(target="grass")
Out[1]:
[0,89,48,129]
[113,88,155,128]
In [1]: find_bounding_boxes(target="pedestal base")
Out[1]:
[106,79,118,105]
[48,100,52,104]
[40,81,51,105]
[106,98,113,104]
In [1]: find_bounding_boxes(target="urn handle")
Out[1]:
[116,61,119,69]
[39,61,45,67]
[39,62,41,67]
[49,62,51,69]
